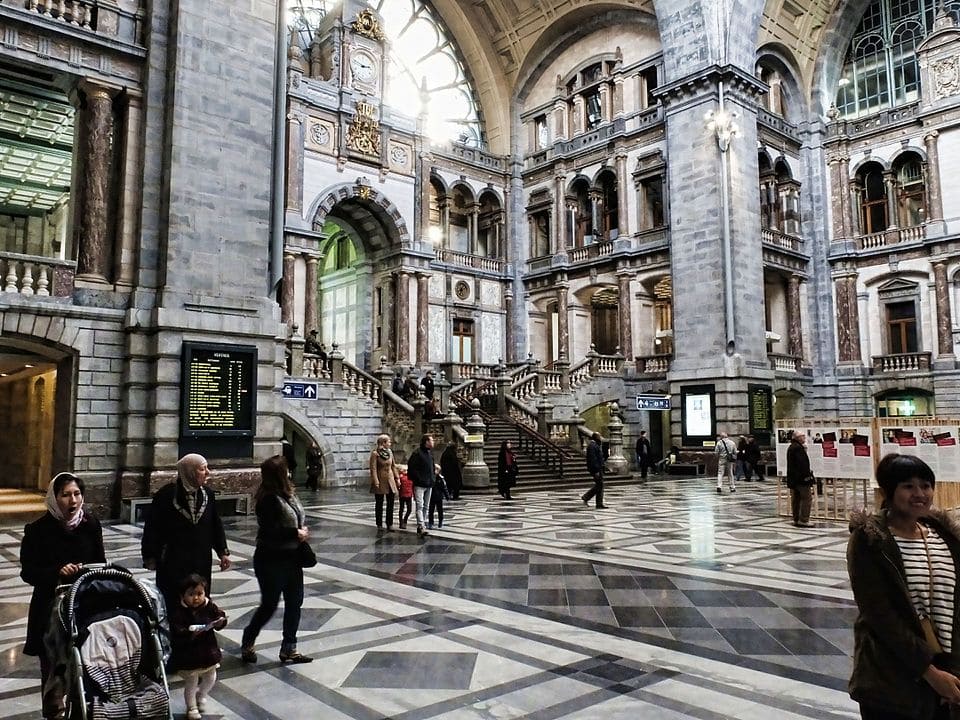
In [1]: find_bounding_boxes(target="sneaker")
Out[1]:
[279,650,314,664]
[187,708,201,720]
[196,696,207,712]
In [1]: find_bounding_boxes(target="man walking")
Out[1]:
[715,432,737,494]
[635,430,652,479]
[407,434,436,537]
[581,432,608,509]
[745,434,764,481]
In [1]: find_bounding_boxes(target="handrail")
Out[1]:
[505,394,537,428]
[382,387,414,413]
[341,359,381,403]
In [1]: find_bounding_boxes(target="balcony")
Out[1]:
[634,353,670,378]
[568,239,615,263]
[434,248,505,274]
[761,228,800,252]
[872,352,931,374]
[0,252,75,299]
[3,0,145,46]
[856,225,925,250]
[768,352,802,374]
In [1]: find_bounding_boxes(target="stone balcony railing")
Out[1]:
[0,252,75,298]
[6,0,145,45]
[872,352,932,374]
[756,107,799,141]
[769,352,802,373]
[761,228,801,251]
[568,239,615,263]
[634,353,671,377]
[856,225,925,250]
[435,248,505,274]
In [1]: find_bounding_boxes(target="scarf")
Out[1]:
[282,493,305,528]
[46,473,84,530]
[174,454,209,524]
[377,447,392,461]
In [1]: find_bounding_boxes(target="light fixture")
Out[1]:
[838,77,851,87]
[705,107,739,152]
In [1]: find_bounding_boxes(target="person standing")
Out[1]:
[20,472,106,719]
[847,453,960,719]
[305,441,322,491]
[497,440,519,500]
[635,430,652,479]
[240,455,312,664]
[786,431,815,526]
[715,432,738,494]
[581,432,607,509]
[369,434,399,532]
[745,434,764,481]
[141,454,231,609]
[420,370,435,401]
[407,434,436,537]
[440,438,463,500]
[734,436,748,484]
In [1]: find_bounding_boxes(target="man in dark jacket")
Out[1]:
[785,432,814,526]
[744,435,763,481]
[407,434,436,537]
[581,432,608,509]
[440,439,463,500]
[635,430,652,478]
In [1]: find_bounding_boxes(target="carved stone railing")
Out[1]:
[569,240,615,263]
[0,252,75,298]
[828,102,921,140]
[439,362,502,383]
[872,352,932,374]
[594,353,622,374]
[554,118,626,156]
[11,0,145,45]
[756,107,799,141]
[634,227,668,245]
[512,371,538,402]
[761,228,800,251]
[527,255,553,272]
[769,352,801,373]
[435,248,505,274]
[506,395,537,429]
[568,358,592,388]
[383,390,416,451]
[439,141,508,172]
[301,352,331,380]
[342,360,381,403]
[855,225,925,250]
[634,353,671,376]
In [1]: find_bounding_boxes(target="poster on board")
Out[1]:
[775,424,874,479]
[880,425,960,478]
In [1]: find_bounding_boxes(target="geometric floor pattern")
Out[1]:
[0,477,861,718]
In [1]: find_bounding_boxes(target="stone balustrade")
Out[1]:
[568,359,592,388]
[568,240,615,263]
[342,361,381,403]
[855,225,926,250]
[441,362,500,382]
[15,0,145,44]
[0,252,75,298]
[872,352,932,373]
[768,352,801,373]
[435,248,505,273]
[512,372,538,402]
[761,228,800,251]
[506,397,537,429]
[301,353,331,380]
[634,353,670,376]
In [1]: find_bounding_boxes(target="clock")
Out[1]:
[455,281,471,300]
[350,52,378,85]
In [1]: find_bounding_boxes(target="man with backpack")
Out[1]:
[715,432,738,494]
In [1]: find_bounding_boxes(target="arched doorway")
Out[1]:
[590,287,620,354]
[317,219,366,367]
[876,389,934,417]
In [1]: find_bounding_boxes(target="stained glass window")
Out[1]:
[287,0,483,146]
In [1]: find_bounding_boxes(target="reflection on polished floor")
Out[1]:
[0,478,859,719]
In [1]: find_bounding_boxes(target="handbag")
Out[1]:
[919,528,944,654]
[297,541,317,568]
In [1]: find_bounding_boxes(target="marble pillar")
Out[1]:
[504,289,514,363]
[934,261,954,357]
[396,271,411,363]
[616,152,628,236]
[556,283,569,361]
[617,272,633,359]
[469,204,479,255]
[554,172,566,254]
[829,158,845,240]
[836,275,862,363]
[416,273,430,365]
[77,82,115,281]
[304,256,318,334]
[787,274,804,359]
[924,131,943,222]
[286,109,304,213]
[840,156,853,238]
[281,252,295,325]
[884,171,898,229]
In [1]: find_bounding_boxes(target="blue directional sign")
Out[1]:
[282,382,318,399]
[636,394,670,411]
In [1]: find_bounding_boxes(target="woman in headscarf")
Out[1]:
[240,455,313,664]
[369,434,400,531]
[497,440,519,500]
[20,472,106,719]
[141,454,231,608]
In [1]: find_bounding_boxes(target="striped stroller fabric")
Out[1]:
[80,616,169,719]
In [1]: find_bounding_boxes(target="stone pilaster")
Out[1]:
[286,108,305,213]
[396,271,411,363]
[556,282,569,361]
[836,274,862,363]
[934,261,954,358]
[787,274,804,359]
[76,81,116,282]
[616,152,629,236]
[924,131,944,222]
[281,252,295,325]
[884,171,898,229]
[416,273,430,364]
[828,157,846,240]
[504,289,514,363]
[617,271,633,359]
[554,170,566,253]
[304,256,318,333]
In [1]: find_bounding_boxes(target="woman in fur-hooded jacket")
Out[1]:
[847,454,960,720]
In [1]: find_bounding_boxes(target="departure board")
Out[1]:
[180,343,257,436]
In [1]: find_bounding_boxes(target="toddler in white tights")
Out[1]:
[169,573,227,719]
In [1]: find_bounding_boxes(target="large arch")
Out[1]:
[308,183,410,248]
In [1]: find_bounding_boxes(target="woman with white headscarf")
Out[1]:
[20,472,105,719]
[141,454,231,608]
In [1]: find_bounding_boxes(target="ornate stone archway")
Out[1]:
[309,182,411,248]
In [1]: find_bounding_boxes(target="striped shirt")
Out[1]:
[895,527,956,653]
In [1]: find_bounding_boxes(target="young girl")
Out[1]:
[169,574,227,720]
[397,464,413,530]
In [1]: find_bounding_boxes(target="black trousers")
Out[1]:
[429,492,444,526]
[375,492,395,528]
[859,702,951,720]
[583,471,604,507]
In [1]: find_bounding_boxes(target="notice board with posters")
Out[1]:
[878,420,960,479]
[775,421,874,480]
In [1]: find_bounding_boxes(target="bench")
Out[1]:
[665,462,706,476]
[123,492,252,525]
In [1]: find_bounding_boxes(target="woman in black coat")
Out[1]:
[20,472,106,718]
[497,440,519,500]
[141,454,231,609]
[440,439,463,500]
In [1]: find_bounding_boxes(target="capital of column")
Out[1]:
[924,130,940,143]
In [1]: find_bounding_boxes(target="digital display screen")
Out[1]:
[681,384,715,445]
[180,343,257,436]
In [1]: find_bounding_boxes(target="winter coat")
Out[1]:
[169,598,226,672]
[141,482,229,602]
[20,512,106,656]
[398,470,413,499]
[847,509,960,719]
[497,448,519,491]
[440,445,463,497]
[369,448,400,495]
[407,446,436,488]
[786,440,813,489]
[586,440,604,475]
[745,439,762,464]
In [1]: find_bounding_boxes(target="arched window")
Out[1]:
[835,0,960,119]
[597,171,618,240]
[288,0,483,145]
[477,191,503,259]
[858,162,888,234]
[893,153,926,227]
[570,179,593,247]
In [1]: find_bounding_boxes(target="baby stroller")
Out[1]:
[45,565,172,720]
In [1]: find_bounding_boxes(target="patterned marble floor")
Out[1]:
[0,477,860,719]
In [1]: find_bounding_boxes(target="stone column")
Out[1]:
[884,171,898,229]
[281,252,295,325]
[556,282,569,361]
[836,274,862,363]
[462,400,490,489]
[114,92,142,287]
[848,178,862,237]
[285,109,305,213]
[617,271,633,359]
[599,83,611,123]
[615,152,629,236]
[590,191,601,239]
[396,271,411,363]
[572,95,585,135]
[924,131,943,222]
[787,274,804,359]
[613,76,625,117]
[829,157,846,240]
[416,272,430,365]
[304,256,318,334]
[934,261,954,358]
[553,171,566,254]
[840,156,853,238]
[440,199,450,245]
[504,289,514,363]
[469,203,479,254]
[553,99,567,141]
[76,81,116,281]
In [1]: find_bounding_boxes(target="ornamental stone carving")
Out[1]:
[933,55,960,99]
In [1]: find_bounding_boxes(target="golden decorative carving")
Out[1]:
[347,103,381,156]
[355,184,372,200]
[351,9,386,42]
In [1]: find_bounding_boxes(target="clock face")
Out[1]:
[351,52,378,84]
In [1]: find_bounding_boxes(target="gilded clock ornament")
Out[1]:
[350,52,378,84]
[455,281,471,300]
[351,9,386,42]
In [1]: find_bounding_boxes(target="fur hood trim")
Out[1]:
[849,507,960,543]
